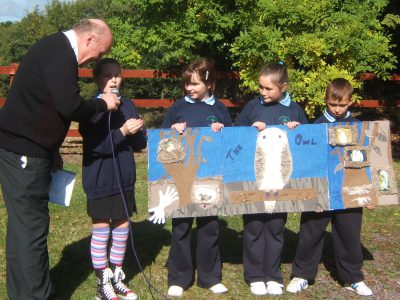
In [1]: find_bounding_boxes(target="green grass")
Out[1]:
[1,156,399,299]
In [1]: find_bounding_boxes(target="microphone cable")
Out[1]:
[107,111,168,300]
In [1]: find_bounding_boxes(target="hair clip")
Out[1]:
[278,61,284,65]
[205,70,209,80]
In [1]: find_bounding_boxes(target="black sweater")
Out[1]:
[79,96,147,200]
[235,95,308,126]
[314,109,359,124]
[161,97,232,128]
[0,32,107,158]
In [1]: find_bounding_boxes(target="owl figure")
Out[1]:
[350,149,364,162]
[378,170,389,191]
[254,127,293,213]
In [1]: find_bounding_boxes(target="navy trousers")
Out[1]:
[242,212,287,284]
[167,216,222,289]
[291,209,364,284]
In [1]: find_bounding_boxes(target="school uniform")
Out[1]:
[161,96,232,289]
[235,93,308,284]
[290,110,364,284]
[79,96,146,219]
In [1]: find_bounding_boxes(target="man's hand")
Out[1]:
[120,119,144,136]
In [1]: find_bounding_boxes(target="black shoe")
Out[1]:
[95,268,118,300]
[111,266,138,300]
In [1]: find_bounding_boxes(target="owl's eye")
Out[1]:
[263,135,266,139]
[278,135,281,138]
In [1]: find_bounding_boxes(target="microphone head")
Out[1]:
[110,88,120,96]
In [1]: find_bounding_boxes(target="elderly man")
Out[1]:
[0,19,120,300]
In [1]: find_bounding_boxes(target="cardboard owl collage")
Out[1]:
[147,121,399,218]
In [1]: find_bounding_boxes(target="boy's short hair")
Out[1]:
[93,57,121,80]
[325,78,353,102]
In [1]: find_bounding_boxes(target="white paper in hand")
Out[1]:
[49,169,76,206]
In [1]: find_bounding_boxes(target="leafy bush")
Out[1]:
[0,0,398,118]
[231,0,399,117]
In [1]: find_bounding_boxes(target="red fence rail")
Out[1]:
[0,64,239,108]
[1,64,399,137]
[1,64,399,108]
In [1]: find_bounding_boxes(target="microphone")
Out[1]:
[110,88,120,97]
[109,88,121,110]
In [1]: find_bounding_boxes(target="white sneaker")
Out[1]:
[167,285,183,297]
[266,281,284,295]
[209,283,228,294]
[250,281,267,296]
[286,277,309,293]
[345,281,373,296]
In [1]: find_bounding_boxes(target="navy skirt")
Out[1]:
[87,190,136,220]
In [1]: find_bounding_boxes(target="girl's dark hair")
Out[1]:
[325,78,353,102]
[93,57,121,80]
[259,61,288,85]
[182,59,216,93]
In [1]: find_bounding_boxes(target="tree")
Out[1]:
[105,0,237,69]
[0,0,398,116]
[382,0,400,72]
[230,0,399,117]
[105,0,239,99]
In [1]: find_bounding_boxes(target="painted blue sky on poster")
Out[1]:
[148,124,328,183]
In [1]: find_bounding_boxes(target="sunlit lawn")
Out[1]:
[0,155,399,299]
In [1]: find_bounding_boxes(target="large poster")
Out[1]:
[148,121,398,218]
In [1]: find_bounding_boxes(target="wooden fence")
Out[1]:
[0,64,240,109]
[1,64,399,138]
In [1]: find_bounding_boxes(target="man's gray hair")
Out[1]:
[72,18,107,37]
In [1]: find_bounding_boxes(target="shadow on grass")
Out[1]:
[50,236,92,300]
[123,220,171,280]
[50,219,171,300]
[219,219,243,264]
[50,217,375,298]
